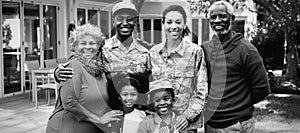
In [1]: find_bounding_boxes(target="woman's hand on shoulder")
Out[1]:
[139,110,146,119]
[93,110,123,124]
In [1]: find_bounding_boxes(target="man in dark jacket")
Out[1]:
[202,1,270,132]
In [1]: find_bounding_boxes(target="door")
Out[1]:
[23,2,58,90]
[2,1,22,95]
[1,1,59,96]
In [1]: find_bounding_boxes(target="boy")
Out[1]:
[137,79,187,133]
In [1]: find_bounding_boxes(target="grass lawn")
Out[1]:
[254,93,300,133]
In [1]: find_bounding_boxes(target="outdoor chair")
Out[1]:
[25,60,45,101]
[35,69,58,108]
[34,59,58,108]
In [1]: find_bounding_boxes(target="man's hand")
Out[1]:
[54,62,74,82]
[175,114,189,132]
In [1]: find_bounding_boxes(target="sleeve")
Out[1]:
[137,120,149,133]
[53,66,60,83]
[184,48,208,122]
[60,61,97,122]
[246,50,270,104]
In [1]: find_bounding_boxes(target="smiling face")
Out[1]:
[120,85,138,108]
[75,35,99,59]
[113,12,136,38]
[163,11,185,40]
[152,90,174,116]
[209,4,233,37]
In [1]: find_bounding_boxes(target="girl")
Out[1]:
[109,76,146,133]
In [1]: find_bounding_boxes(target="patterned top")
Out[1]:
[137,112,183,133]
[150,40,208,127]
[103,35,151,74]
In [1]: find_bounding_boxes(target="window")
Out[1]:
[100,10,109,37]
[88,9,98,26]
[77,8,86,25]
[77,8,99,26]
[192,19,199,44]
[143,19,151,43]
[153,19,162,44]
[142,18,162,44]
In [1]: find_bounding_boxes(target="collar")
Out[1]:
[153,111,176,125]
[211,34,222,47]
[158,40,185,57]
[109,35,123,49]
[109,35,147,53]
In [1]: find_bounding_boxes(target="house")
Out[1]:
[0,0,119,98]
[0,0,257,98]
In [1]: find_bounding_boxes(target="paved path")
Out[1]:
[1,93,300,133]
[0,94,53,133]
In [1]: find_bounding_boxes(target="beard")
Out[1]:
[215,25,232,37]
[211,19,232,37]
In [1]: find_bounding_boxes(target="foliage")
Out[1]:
[188,0,300,81]
[187,0,213,15]
[2,24,12,44]
[187,0,247,15]
[253,0,300,34]
[253,0,300,80]
[250,19,285,70]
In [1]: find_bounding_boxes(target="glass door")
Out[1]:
[24,3,40,62]
[1,1,59,95]
[23,2,58,90]
[42,5,58,60]
[2,1,22,94]
[23,3,41,92]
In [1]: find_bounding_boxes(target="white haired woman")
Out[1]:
[46,24,122,133]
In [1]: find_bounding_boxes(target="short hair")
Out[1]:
[162,5,191,37]
[148,88,175,105]
[68,24,103,52]
[208,1,234,17]
[67,23,76,38]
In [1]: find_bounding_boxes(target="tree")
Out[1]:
[187,0,247,15]
[2,24,12,46]
[252,0,300,81]
[187,0,300,82]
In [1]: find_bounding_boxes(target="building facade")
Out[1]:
[0,0,119,98]
[0,0,254,98]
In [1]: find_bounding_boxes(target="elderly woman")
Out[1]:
[149,5,208,132]
[46,24,122,133]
